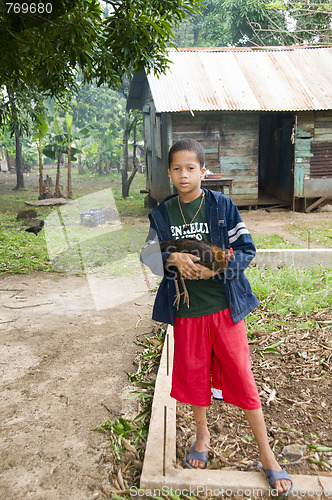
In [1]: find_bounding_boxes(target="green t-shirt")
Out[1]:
[165,193,228,318]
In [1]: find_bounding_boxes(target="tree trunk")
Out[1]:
[98,155,103,175]
[104,160,110,174]
[54,153,62,198]
[6,150,13,170]
[121,112,130,198]
[193,25,200,45]
[67,145,73,199]
[121,111,138,198]
[14,129,24,190]
[38,143,45,199]
[78,153,83,174]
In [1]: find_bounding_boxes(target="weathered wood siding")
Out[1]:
[171,112,259,205]
[294,112,332,198]
[143,102,170,202]
[171,113,221,170]
[219,113,259,205]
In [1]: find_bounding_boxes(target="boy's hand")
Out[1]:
[194,263,220,279]
[166,252,202,280]
[165,253,220,280]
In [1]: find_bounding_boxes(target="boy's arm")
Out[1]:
[223,199,256,280]
[140,225,171,277]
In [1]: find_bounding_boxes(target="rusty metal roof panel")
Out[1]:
[146,47,332,113]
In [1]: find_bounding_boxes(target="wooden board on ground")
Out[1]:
[25,198,67,206]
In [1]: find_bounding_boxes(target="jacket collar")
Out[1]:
[149,188,222,242]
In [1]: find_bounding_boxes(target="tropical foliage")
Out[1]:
[173,0,332,47]
[0,0,202,95]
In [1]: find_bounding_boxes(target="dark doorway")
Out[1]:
[259,113,295,204]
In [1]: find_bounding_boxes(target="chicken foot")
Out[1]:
[173,275,190,310]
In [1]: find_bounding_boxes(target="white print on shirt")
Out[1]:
[170,222,209,240]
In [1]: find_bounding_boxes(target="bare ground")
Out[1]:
[0,272,156,499]
[241,206,332,248]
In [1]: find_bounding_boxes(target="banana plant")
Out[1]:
[65,114,74,199]
[42,139,69,198]
[43,114,97,198]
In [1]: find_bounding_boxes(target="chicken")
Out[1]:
[25,220,44,236]
[160,238,233,309]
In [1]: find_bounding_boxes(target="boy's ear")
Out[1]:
[200,166,206,177]
[168,168,172,178]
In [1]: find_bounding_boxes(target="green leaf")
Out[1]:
[33,112,48,140]
[76,122,99,138]
[132,407,151,423]
[243,435,256,442]
[308,457,332,471]
[162,489,182,500]
[308,445,332,452]
[66,114,73,138]
[263,338,286,352]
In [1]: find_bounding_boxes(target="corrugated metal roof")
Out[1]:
[146,47,332,112]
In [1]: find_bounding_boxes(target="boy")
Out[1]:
[141,139,292,495]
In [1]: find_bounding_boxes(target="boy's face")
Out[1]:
[168,150,206,199]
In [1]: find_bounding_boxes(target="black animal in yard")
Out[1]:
[25,220,45,236]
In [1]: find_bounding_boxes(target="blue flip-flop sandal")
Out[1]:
[184,441,209,469]
[258,462,293,496]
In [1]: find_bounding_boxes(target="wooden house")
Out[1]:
[128,46,332,211]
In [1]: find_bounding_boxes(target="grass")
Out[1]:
[0,168,150,274]
[0,211,53,273]
[49,229,148,277]
[289,221,332,248]
[0,227,52,273]
[252,233,305,249]
[245,266,332,336]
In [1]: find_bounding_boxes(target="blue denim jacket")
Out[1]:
[140,189,259,325]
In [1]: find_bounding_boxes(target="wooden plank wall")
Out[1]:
[172,113,221,170]
[314,112,332,142]
[172,112,259,205]
[220,114,259,205]
[294,112,314,198]
[294,111,332,198]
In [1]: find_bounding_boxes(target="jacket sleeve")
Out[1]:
[223,198,256,280]
[140,223,171,277]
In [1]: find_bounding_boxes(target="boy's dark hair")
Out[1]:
[168,139,205,169]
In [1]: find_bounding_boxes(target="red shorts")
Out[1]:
[170,308,261,410]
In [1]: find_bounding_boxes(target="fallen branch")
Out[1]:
[206,444,233,465]
[135,316,142,329]
[318,343,332,351]
[112,489,132,495]
[3,302,53,309]
[101,402,122,417]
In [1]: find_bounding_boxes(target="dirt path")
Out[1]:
[0,272,156,499]
[241,207,332,248]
